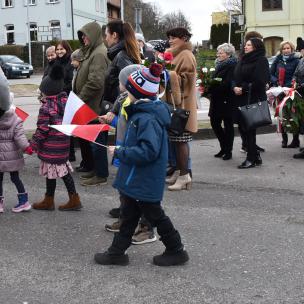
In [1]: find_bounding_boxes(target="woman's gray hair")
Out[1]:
[217,43,236,56]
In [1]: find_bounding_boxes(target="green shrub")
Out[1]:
[0,45,26,61]
[196,49,216,68]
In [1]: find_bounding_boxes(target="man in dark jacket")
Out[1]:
[73,22,109,177]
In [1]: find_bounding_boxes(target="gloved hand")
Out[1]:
[24,146,33,155]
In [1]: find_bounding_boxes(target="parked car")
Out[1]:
[0,55,33,79]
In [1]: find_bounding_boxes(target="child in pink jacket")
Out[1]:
[0,70,32,213]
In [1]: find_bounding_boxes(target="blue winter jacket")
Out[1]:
[270,53,300,87]
[113,98,171,202]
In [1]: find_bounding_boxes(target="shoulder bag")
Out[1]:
[238,84,272,131]
[167,80,190,136]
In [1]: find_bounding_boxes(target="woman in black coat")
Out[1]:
[209,43,237,160]
[55,40,76,161]
[233,38,270,169]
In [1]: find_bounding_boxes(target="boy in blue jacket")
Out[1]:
[94,63,189,266]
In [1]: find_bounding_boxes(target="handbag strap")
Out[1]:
[247,83,252,105]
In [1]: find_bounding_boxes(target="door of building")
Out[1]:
[264,36,283,56]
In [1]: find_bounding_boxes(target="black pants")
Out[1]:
[78,138,94,171]
[108,194,183,255]
[210,115,234,153]
[245,128,257,162]
[91,131,109,178]
[0,171,25,196]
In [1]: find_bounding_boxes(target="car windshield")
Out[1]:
[1,55,23,63]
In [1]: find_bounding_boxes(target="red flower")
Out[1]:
[163,52,174,62]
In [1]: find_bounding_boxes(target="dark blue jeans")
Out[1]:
[0,171,25,196]
[91,131,109,178]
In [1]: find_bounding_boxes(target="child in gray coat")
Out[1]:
[0,70,32,213]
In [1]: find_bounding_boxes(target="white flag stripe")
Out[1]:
[49,124,77,136]
[63,92,86,124]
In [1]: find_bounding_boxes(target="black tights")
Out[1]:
[0,171,26,196]
[175,142,189,175]
[46,173,76,196]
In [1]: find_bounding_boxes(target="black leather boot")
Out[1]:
[287,134,300,148]
[282,132,288,148]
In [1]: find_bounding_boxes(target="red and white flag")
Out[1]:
[11,105,29,121]
[63,91,98,125]
[49,124,110,146]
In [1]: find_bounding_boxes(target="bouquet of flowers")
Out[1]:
[267,85,304,133]
[196,67,222,97]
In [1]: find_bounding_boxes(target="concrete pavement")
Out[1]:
[1,133,304,303]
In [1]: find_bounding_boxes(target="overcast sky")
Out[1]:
[142,0,225,44]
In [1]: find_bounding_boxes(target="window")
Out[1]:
[24,0,36,5]
[5,24,14,44]
[49,20,61,40]
[262,0,282,11]
[30,23,38,41]
[95,0,100,12]
[3,0,13,7]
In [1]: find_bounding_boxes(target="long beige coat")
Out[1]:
[165,42,197,133]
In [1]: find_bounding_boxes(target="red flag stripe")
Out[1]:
[70,104,98,125]
[72,124,110,142]
[15,107,29,122]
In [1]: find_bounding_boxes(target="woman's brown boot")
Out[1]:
[32,195,55,210]
[58,193,82,211]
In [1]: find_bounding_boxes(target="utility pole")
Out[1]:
[71,0,75,39]
[121,0,124,21]
[228,10,232,44]
[26,0,32,65]
[134,7,142,34]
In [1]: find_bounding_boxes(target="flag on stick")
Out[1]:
[49,124,110,147]
[10,105,29,121]
[63,91,98,125]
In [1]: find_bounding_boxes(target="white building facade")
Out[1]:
[245,0,304,55]
[0,0,107,45]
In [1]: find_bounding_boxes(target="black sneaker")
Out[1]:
[109,207,120,218]
[293,151,304,159]
[153,249,189,266]
[94,251,129,266]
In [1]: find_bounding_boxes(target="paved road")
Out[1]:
[8,73,42,86]
[1,133,304,303]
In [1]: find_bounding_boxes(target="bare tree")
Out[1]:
[222,0,242,12]
[159,11,192,33]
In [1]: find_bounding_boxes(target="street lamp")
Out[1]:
[26,0,32,65]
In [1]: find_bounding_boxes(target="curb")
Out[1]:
[25,124,277,146]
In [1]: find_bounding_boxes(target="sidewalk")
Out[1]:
[1,133,304,303]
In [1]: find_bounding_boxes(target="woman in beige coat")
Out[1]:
[164,27,197,191]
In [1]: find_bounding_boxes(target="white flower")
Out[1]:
[196,79,202,84]
[202,67,208,73]
[210,68,215,72]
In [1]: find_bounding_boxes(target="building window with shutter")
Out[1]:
[5,24,14,44]
[3,0,13,8]
[30,23,38,41]
[262,0,282,11]
[49,20,61,40]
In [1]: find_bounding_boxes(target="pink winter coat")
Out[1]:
[0,109,29,172]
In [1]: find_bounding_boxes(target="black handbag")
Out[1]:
[167,89,190,136]
[238,84,272,131]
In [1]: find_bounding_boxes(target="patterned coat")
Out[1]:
[0,109,29,172]
[31,93,70,164]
